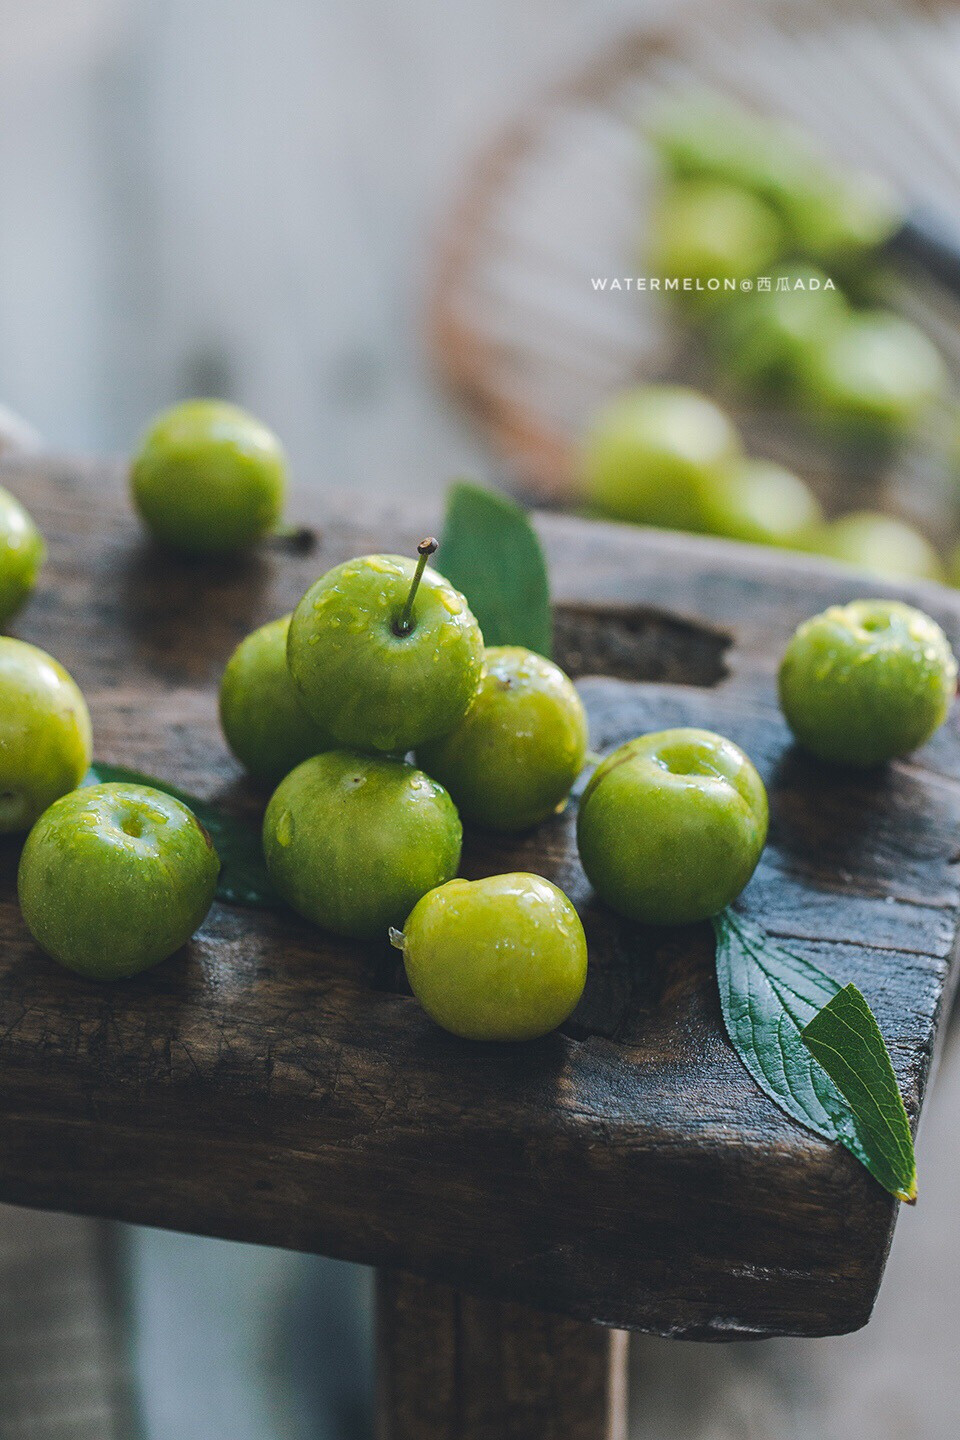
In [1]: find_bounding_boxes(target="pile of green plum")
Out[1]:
[223,536,774,1037]
[216,555,958,1039]
[646,96,949,445]
[582,382,947,583]
[225,538,595,1040]
[580,96,960,580]
[1,400,956,1048]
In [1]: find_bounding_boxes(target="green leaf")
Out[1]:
[713,910,916,1202]
[802,985,917,1204]
[436,481,552,658]
[85,762,278,909]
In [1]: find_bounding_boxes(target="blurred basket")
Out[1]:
[430,0,960,538]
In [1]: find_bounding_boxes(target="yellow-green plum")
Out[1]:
[287,544,483,754]
[577,728,768,925]
[396,873,587,1041]
[710,265,847,394]
[699,458,822,548]
[0,638,92,834]
[795,311,946,438]
[0,487,45,627]
[581,385,741,530]
[417,647,588,832]
[18,783,219,979]
[219,614,332,782]
[648,179,784,305]
[803,512,943,583]
[131,399,286,554]
[263,750,462,938]
[779,600,956,768]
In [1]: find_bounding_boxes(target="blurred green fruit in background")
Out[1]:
[699,458,822,548]
[581,384,741,529]
[795,310,947,439]
[803,511,943,583]
[651,95,899,266]
[648,178,784,306]
[710,265,848,394]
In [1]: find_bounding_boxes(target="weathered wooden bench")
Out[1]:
[2,457,959,1439]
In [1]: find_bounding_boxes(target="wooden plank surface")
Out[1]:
[1,456,960,1339]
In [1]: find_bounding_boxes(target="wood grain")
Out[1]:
[375,1271,628,1440]
[2,456,960,1338]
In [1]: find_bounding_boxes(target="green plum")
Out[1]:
[219,614,332,781]
[699,458,822,548]
[287,542,483,754]
[653,94,807,195]
[795,311,947,438]
[18,783,219,979]
[417,646,588,831]
[802,511,943,583]
[648,178,784,305]
[652,95,899,264]
[710,264,848,394]
[0,637,92,834]
[652,94,821,203]
[779,599,956,767]
[396,873,587,1041]
[263,750,462,938]
[131,399,286,554]
[577,728,768,925]
[581,385,742,529]
[0,486,45,627]
[780,167,897,269]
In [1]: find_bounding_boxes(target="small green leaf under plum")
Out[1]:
[436,481,552,658]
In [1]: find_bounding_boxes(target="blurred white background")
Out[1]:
[0,0,656,494]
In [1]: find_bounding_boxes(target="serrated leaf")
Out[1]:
[436,481,552,658]
[713,910,915,1202]
[802,984,917,1204]
[85,762,278,909]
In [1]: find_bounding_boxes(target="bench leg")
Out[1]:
[375,1270,629,1440]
